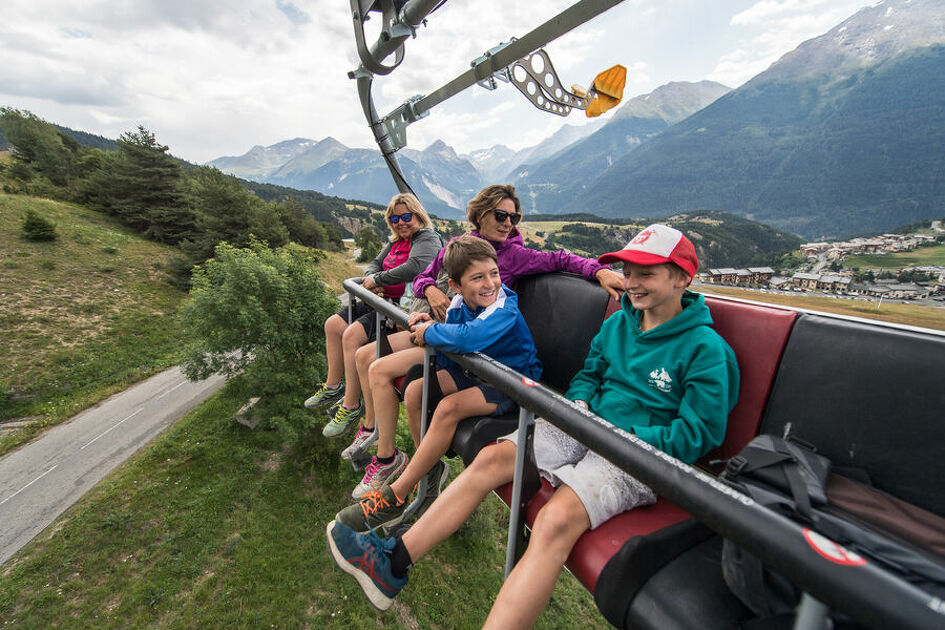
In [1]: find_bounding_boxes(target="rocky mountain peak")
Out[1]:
[756,0,945,83]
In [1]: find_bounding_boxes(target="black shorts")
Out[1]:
[335,300,383,341]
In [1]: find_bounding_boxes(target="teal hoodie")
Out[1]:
[565,290,739,464]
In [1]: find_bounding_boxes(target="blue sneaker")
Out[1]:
[326,520,407,611]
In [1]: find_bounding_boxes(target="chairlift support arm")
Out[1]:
[413,0,624,118]
[349,0,625,194]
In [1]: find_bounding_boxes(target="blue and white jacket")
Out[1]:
[424,284,542,381]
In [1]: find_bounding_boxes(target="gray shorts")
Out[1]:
[500,418,656,529]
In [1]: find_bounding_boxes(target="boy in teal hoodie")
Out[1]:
[326,224,740,625]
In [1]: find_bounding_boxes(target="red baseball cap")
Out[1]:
[598,224,698,278]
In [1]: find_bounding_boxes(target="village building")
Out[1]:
[706,268,740,285]
[746,267,775,284]
[768,276,792,290]
[792,272,821,290]
[816,274,852,292]
[800,242,829,257]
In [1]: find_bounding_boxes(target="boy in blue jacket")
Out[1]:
[335,235,542,532]
[327,224,739,626]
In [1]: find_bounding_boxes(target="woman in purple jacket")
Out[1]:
[414,184,623,320]
[339,184,624,464]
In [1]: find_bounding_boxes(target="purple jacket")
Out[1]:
[412,228,606,298]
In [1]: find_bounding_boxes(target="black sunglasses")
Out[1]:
[491,209,522,225]
[388,212,414,224]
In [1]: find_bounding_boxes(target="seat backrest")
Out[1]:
[515,273,611,393]
[701,296,798,463]
[760,313,945,517]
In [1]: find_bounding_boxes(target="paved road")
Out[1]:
[0,367,226,565]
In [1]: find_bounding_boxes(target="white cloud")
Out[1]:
[709,0,867,87]
[0,0,874,163]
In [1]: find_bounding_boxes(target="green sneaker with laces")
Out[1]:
[335,484,407,533]
[304,382,345,409]
[412,459,450,521]
[322,401,364,438]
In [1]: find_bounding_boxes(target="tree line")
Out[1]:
[0,108,344,284]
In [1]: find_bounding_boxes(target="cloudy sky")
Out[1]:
[1,0,870,164]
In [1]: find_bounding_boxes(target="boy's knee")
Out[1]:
[470,442,515,477]
[532,495,588,547]
[355,343,374,369]
[404,379,423,407]
[367,360,388,388]
[431,394,462,422]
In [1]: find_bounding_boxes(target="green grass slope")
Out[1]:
[0,193,188,454]
[0,381,606,628]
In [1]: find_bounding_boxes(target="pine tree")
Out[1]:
[82,126,191,241]
[21,209,58,241]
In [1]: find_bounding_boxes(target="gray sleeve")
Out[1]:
[373,229,444,287]
[364,241,392,276]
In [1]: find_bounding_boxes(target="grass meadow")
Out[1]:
[844,244,945,269]
[0,379,606,629]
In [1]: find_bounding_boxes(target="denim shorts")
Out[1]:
[443,363,517,416]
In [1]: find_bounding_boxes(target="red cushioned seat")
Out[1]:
[700,296,797,464]
[497,480,690,591]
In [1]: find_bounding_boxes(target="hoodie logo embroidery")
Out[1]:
[648,368,673,393]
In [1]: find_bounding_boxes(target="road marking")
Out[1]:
[81,408,144,450]
[0,465,58,506]
[155,380,186,401]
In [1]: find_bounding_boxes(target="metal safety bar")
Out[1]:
[340,277,945,629]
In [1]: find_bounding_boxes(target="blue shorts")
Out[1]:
[442,363,517,416]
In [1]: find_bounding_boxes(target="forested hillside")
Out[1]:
[0,108,345,284]
[531,211,801,268]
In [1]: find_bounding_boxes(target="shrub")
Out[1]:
[179,239,338,440]
[356,240,381,263]
[21,209,58,241]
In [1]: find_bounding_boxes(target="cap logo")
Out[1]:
[631,228,655,245]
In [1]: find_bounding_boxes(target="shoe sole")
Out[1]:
[326,521,394,611]
[340,430,379,461]
[350,455,409,502]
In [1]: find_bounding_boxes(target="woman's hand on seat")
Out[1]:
[595,268,625,300]
[424,286,451,321]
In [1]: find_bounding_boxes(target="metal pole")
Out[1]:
[505,407,535,577]
[793,593,831,630]
[407,346,438,515]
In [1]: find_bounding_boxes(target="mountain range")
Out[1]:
[573,0,945,239]
[209,0,945,238]
[207,81,729,219]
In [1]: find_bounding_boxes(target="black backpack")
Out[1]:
[720,433,945,625]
